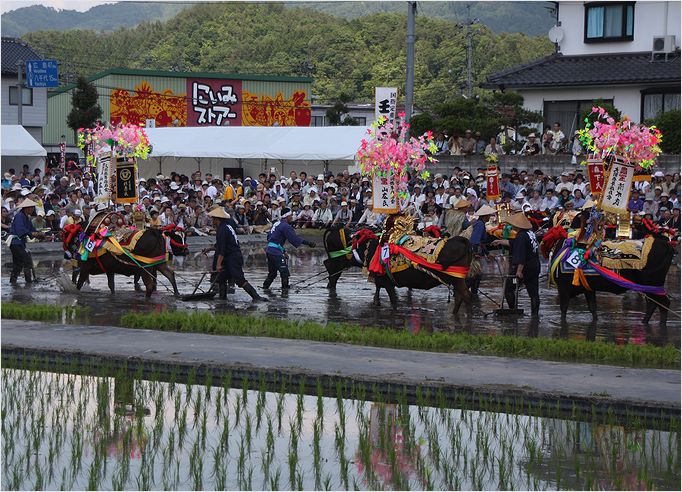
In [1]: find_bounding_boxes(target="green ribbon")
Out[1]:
[328,246,352,259]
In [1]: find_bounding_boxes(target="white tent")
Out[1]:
[140,126,368,178]
[1,125,47,172]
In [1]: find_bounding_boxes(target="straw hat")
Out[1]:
[208,208,231,220]
[452,198,470,209]
[503,212,532,230]
[474,204,497,217]
[16,198,39,210]
[581,199,595,210]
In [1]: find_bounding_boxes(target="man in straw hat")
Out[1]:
[444,198,470,237]
[466,204,497,296]
[8,198,44,285]
[208,207,266,301]
[263,207,316,291]
[490,212,541,316]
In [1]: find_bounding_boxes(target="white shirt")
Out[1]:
[206,185,218,199]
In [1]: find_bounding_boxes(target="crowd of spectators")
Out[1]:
[2,163,680,241]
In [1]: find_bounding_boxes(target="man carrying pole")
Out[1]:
[8,198,44,285]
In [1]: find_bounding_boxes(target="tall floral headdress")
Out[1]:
[577,106,662,169]
[78,123,152,167]
[355,113,437,201]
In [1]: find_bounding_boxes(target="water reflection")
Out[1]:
[2,250,680,347]
[1,368,678,491]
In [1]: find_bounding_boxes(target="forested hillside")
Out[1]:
[23,2,553,108]
[1,2,188,37]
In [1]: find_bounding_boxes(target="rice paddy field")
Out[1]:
[2,365,679,491]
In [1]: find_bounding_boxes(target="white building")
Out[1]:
[1,37,48,144]
[483,1,680,134]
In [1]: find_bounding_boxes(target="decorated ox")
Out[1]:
[63,224,179,298]
[544,233,673,324]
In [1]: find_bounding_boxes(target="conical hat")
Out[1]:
[474,204,497,217]
[208,208,231,220]
[453,198,470,209]
[16,198,39,210]
[581,199,595,210]
[504,212,532,230]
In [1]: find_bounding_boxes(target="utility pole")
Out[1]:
[405,1,416,125]
[16,60,23,126]
[465,5,473,98]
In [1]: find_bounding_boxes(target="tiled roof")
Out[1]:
[482,51,681,89]
[1,37,43,75]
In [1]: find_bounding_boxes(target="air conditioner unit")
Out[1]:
[652,35,676,53]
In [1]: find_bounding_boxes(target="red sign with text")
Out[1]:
[486,166,500,200]
[586,158,606,196]
[186,79,243,126]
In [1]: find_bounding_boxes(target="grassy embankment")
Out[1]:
[2,303,679,369]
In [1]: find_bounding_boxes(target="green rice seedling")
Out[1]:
[270,467,281,491]
[323,473,332,491]
[234,394,242,430]
[241,377,249,406]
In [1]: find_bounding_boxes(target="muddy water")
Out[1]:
[1,248,679,347]
[2,368,679,491]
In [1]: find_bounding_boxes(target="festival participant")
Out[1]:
[209,207,265,301]
[8,199,44,285]
[467,204,497,296]
[443,198,470,236]
[491,212,541,317]
[262,207,316,291]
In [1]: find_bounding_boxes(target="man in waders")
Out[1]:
[263,207,316,291]
[491,212,541,316]
[209,207,266,301]
[466,204,497,296]
[8,198,44,285]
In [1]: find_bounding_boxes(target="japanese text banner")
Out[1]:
[486,166,500,200]
[586,158,605,196]
[95,154,111,203]
[600,158,634,215]
[375,87,398,124]
[372,174,399,214]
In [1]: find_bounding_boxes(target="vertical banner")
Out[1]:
[115,156,138,204]
[59,142,66,172]
[372,173,399,214]
[95,154,112,203]
[485,166,500,200]
[600,157,634,215]
[375,87,398,124]
[586,158,606,197]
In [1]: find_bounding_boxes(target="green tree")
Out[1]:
[580,99,622,129]
[66,76,102,135]
[409,112,434,138]
[325,94,358,126]
[653,110,681,154]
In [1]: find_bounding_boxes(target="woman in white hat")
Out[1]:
[8,198,44,285]
[208,207,266,301]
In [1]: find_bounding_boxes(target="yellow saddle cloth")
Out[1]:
[388,235,447,274]
[599,236,655,270]
[101,229,145,256]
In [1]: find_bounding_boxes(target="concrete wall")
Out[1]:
[558,1,680,55]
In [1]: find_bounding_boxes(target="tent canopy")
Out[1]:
[1,125,46,157]
[144,126,370,161]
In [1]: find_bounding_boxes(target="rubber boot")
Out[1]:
[218,284,227,300]
[24,268,33,284]
[281,276,290,291]
[262,275,275,290]
[227,281,236,294]
[9,276,17,285]
[530,296,540,317]
[243,282,267,302]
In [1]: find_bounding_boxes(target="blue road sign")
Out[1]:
[25,60,59,88]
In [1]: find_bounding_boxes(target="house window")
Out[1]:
[543,99,614,138]
[585,2,634,42]
[9,86,33,106]
[354,117,367,126]
[312,115,325,127]
[642,90,681,120]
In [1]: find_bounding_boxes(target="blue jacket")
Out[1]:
[469,219,488,255]
[266,220,304,256]
[216,218,242,257]
[10,211,36,246]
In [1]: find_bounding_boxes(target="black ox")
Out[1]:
[323,225,474,314]
[547,236,674,324]
[64,227,181,298]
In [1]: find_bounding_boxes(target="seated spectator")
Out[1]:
[434,132,449,155]
[448,134,462,156]
[312,200,333,228]
[484,136,504,157]
[474,132,486,154]
[295,203,314,228]
[461,130,476,155]
[520,133,540,156]
[572,189,586,209]
[627,190,644,213]
[541,190,559,213]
